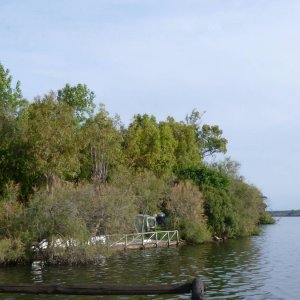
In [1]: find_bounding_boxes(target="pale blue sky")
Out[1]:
[1,0,300,210]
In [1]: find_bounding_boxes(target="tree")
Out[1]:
[0,63,29,198]
[166,117,200,168]
[176,164,239,237]
[202,185,238,237]
[27,92,80,193]
[80,105,123,186]
[157,122,177,174]
[185,109,227,158]
[130,170,168,215]
[0,63,27,123]
[230,179,266,236]
[124,114,162,172]
[210,157,243,180]
[176,164,230,191]
[57,83,96,123]
[198,124,227,158]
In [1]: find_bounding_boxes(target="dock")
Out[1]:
[106,230,179,250]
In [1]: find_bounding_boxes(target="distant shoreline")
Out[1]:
[268,210,300,217]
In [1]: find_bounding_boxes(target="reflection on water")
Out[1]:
[1,217,299,299]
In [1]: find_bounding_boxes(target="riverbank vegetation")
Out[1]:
[0,63,274,264]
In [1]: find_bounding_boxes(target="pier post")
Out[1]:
[191,278,206,300]
[105,235,109,249]
[167,232,170,247]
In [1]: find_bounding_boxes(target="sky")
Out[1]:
[1,0,300,210]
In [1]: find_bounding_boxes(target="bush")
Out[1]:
[166,181,210,243]
[230,180,269,236]
[129,170,169,216]
[175,165,240,237]
[27,187,90,244]
[180,220,211,244]
[26,184,137,263]
[203,186,238,237]
[0,238,26,264]
[79,182,137,235]
[177,163,273,238]
[46,243,107,265]
[259,212,276,225]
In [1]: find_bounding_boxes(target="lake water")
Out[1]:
[1,217,299,299]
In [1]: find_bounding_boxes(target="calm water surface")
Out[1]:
[1,217,299,299]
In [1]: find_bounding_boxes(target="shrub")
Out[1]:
[166,181,210,243]
[0,238,26,264]
[27,187,90,244]
[26,184,137,263]
[259,212,276,225]
[203,186,238,237]
[79,183,137,235]
[47,243,107,265]
[130,170,169,216]
[230,180,269,236]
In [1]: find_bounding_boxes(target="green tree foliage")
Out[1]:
[176,164,230,190]
[209,158,274,235]
[26,92,80,192]
[0,64,29,198]
[259,211,276,224]
[57,83,96,123]
[198,124,227,157]
[157,122,177,173]
[203,186,239,237]
[176,165,240,237]
[130,170,168,215]
[0,63,27,122]
[211,157,243,180]
[166,117,200,168]
[79,105,123,185]
[124,114,202,174]
[185,109,227,158]
[0,139,39,201]
[229,179,265,236]
[0,64,274,263]
[125,114,162,172]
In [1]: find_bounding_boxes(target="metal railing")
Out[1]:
[106,230,179,249]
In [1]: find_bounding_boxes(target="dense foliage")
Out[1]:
[0,63,274,264]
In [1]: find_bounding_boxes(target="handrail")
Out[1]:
[106,230,179,249]
[107,230,178,237]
